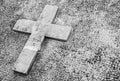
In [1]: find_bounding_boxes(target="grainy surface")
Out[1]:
[1,0,120,81]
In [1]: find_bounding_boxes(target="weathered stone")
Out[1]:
[13,5,72,74]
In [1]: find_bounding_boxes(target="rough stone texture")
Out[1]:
[1,0,120,81]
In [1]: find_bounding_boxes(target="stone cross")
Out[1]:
[13,5,72,74]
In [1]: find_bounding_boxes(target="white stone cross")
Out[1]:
[13,5,72,74]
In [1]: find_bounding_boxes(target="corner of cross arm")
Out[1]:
[13,19,36,33]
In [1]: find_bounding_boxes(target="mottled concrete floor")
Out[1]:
[0,0,120,81]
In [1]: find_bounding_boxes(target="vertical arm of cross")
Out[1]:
[14,5,58,74]
[14,24,46,73]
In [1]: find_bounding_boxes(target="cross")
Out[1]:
[13,5,72,74]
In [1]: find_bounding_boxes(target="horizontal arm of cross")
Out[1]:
[13,19,72,41]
